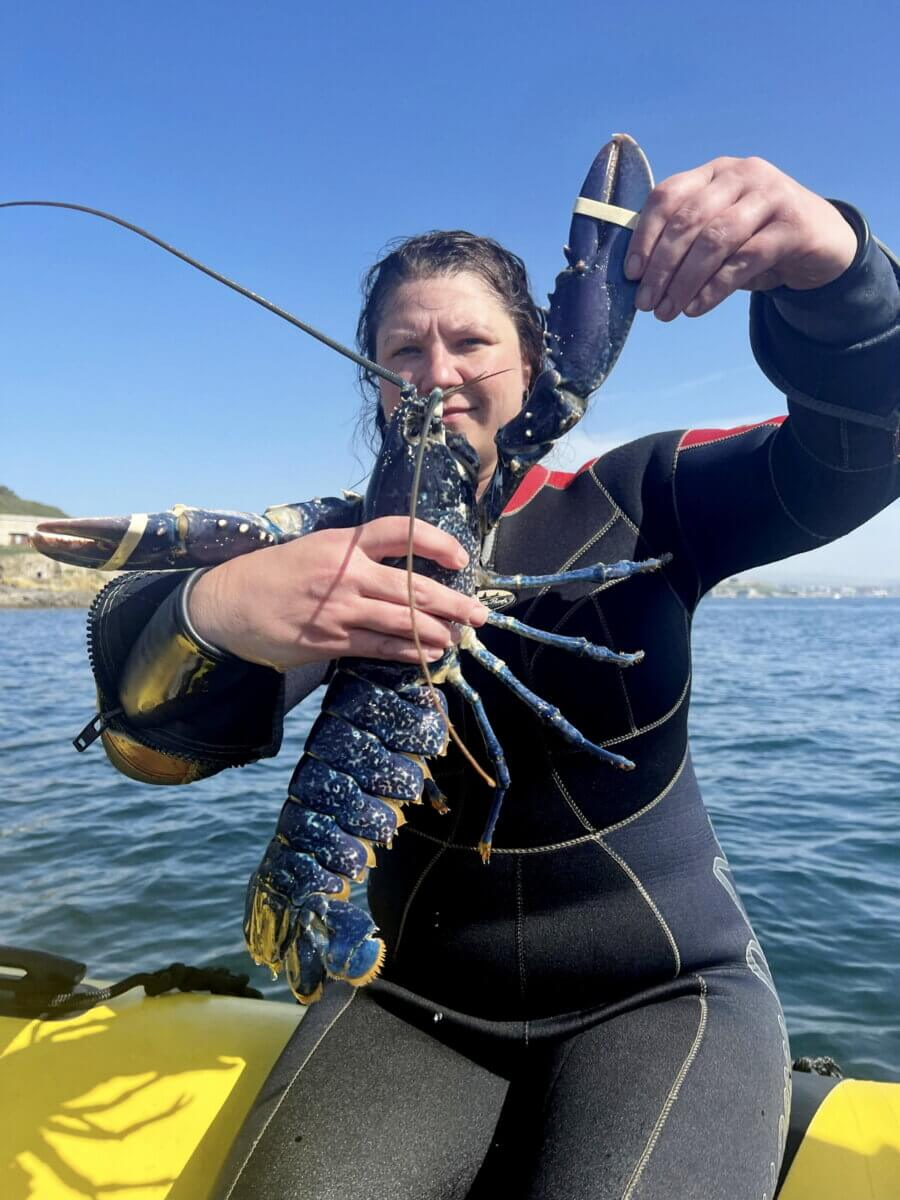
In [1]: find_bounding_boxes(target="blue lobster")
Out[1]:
[31,134,661,1004]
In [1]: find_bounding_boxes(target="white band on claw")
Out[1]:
[573,197,640,230]
[102,512,149,570]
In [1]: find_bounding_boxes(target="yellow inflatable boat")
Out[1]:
[2,946,898,1199]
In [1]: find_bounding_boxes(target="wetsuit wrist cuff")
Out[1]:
[178,568,236,662]
[119,571,239,725]
[768,201,900,346]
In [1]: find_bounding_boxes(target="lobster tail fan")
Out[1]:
[322,901,385,987]
[244,872,293,972]
[285,927,328,1005]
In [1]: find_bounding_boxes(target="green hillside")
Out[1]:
[0,486,67,517]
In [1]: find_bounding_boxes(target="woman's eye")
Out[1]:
[393,345,420,357]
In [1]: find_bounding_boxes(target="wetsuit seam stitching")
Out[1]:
[514,856,529,1041]
[496,472,547,520]
[522,521,621,683]
[535,1040,579,1152]
[589,468,640,536]
[598,839,682,978]
[600,672,690,747]
[785,413,895,473]
[403,751,688,854]
[840,418,851,469]
[620,974,708,1200]
[676,423,783,450]
[219,987,357,1198]
[527,567,655,678]
[591,469,691,618]
[524,522,641,681]
[519,511,619,632]
[600,750,688,835]
[766,433,831,542]
[392,846,448,959]
[551,766,596,833]
[553,754,682,979]
[591,594,637,734]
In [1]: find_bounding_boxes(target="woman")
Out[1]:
[87,155,899,1199]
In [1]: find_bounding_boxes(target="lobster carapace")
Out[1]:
[32,133,667,1003]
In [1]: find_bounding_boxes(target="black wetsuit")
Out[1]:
[87,208,899,1200]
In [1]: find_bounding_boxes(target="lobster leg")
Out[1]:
[459,629,635,858]
[461,632,633,766]
[479,553,670,593]
[444,666,512,861]
[484,612,643,666]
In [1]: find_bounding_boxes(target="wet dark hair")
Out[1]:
[356,230,545,446]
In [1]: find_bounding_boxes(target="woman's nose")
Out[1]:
[415,344,464,393]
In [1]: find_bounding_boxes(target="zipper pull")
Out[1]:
[73,708,123,752]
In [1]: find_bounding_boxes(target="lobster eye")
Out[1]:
[402,410,423,443]
[401,410,441,444]
[400,394,445,447]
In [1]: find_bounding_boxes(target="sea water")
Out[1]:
[1,599,897,1080]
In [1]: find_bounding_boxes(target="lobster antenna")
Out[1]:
[406,386,496,791]
[0,200,406,388]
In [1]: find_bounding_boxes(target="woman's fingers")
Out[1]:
[340,631,449,664]
[364,559,487,626]
[628,162,743,314]
[627,155,858,321]
[355,513,487,626]
[683,226,789,317]
[357,515,470,571]
[654,192,775,319]
[350,597,462,649]
[626,160,721,291]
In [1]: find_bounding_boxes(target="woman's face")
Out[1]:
[375,271,532,488]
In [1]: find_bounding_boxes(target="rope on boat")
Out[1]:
[22,962,264,1018]
[792,1055,843,1078]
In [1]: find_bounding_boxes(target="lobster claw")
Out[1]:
[32,506,283,570]
[32,496,363,571]
[482,134,654,525]
[544,132,654,405]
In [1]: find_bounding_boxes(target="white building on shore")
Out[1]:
[0,514,43,546]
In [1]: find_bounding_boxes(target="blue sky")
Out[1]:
[3,0,898,582]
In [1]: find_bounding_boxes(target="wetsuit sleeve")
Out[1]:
[670,204,900,598]
[86,570,290,783]
[84,497,364,783]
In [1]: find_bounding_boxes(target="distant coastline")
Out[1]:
[3,491,897,608]
[1,549,897,610]
[711,578,900,600]
[0,587,102,609]
[0,548,114,609]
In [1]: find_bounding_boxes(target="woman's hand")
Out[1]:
[624,155,858,321]
[188,516,488,670]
